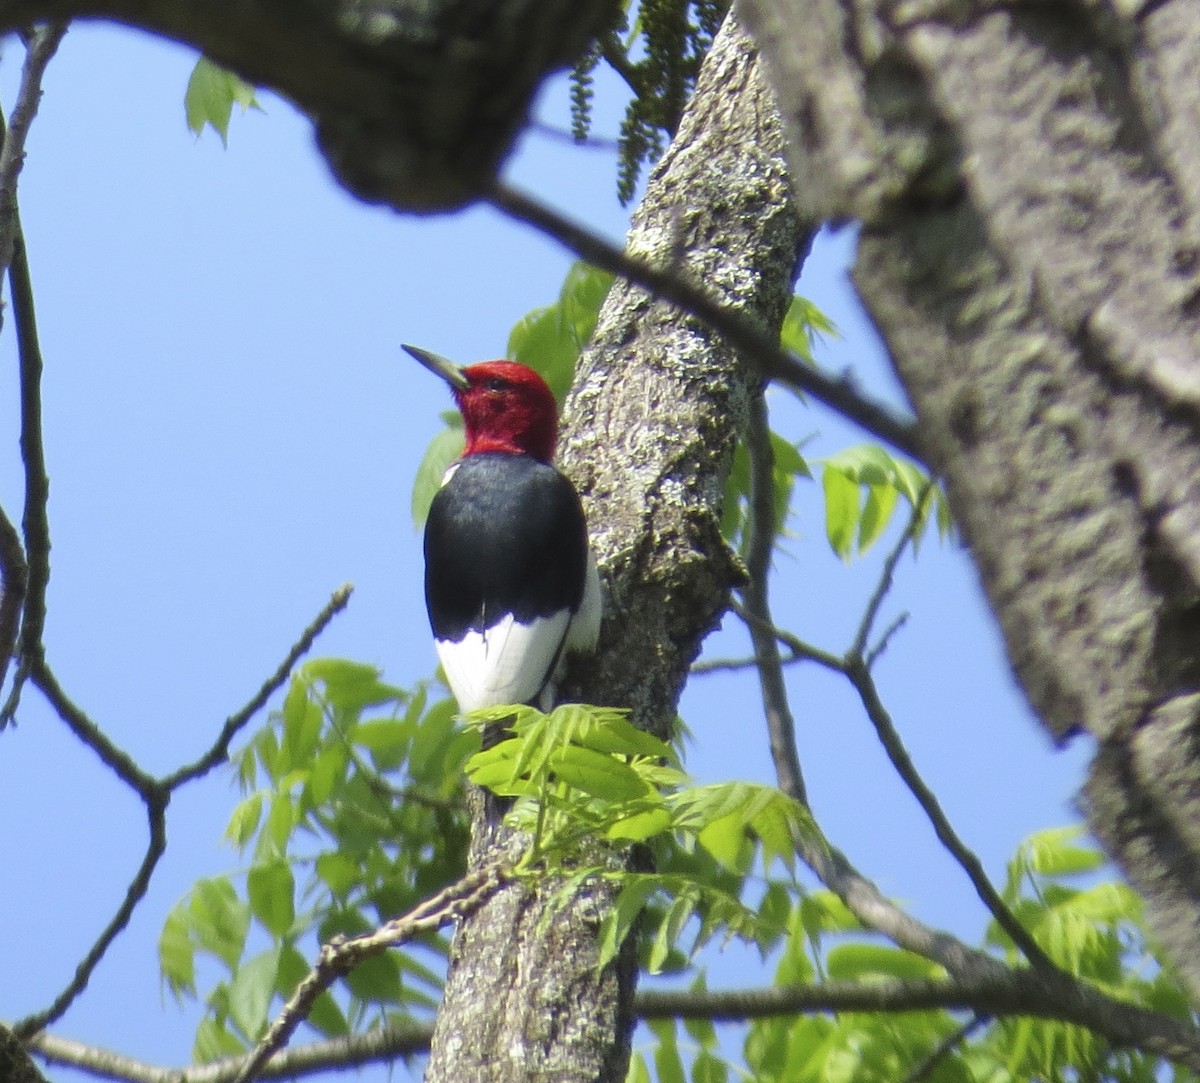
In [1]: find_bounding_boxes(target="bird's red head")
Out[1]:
[404,346,559,462]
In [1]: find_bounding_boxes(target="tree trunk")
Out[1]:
[740,0,1200,997]
[424,14,808,1081]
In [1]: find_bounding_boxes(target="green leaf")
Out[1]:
[625,1052,651,1083]
[307,745,346,807]
[826,942,942,981]
[316,851,361,897]
[696,811,749,871]
[822,467,860,560]
[650,1018,686,1083]
[159,903,196,998]
[279,675,323,775]
[780,294,837,363]
[193,1017,246,1063]
[607,804,672,842]
[411,423,464,528]
[184,56,259,145]
[190,877,250,970]
[692,1049,728,1083]
[598,877,659,970]
[507,262,613,401]
[859,482,898,553]
[649,892,696,973]
[1024,826,1105,878]
[550,744,650,801]
[228,947,280,1041]
[344,950,404,1004]
[225,792,263,849]
[247,861,295,939]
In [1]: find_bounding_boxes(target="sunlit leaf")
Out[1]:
[822,467,860,560]
[247,861,295,939]
[159,904,196,999]
[227,947,280,1041]
[185,56,259,145]
[411,422,464,528]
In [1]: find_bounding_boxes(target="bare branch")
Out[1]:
[487,182,924,463]
[0,505,27,720]
[234,865,511,1083]
[0,23,67,281]
[11,192,51,682]
[32,971,1200,1080]
[30,1024,436,1083]
[739,390,806,804]
[903,1014,988,1083]
[847,484,931,661]
[846,656,1058,973]
[14,587,351,1040]
[30,660,159,795]
[836,496,1058,972]
[728,600,845,672]
[15,796,168,1039]
[162,584,354,790]
[0,31,64,720]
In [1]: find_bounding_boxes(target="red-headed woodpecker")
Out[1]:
[405,345,601,718]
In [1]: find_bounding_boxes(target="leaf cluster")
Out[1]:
[159,661,473,1061]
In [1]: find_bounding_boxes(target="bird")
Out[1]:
[404,344,602,723]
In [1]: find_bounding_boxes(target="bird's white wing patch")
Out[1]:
[566,549,602,654]
[437,611,571,713]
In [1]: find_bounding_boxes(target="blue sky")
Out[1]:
[0,22,1091,1080]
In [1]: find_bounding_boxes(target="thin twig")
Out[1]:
[598,30,642,97]
[865,611,909,670]
[847,658,1059,973]
[30,659,158,795]
[903,1013,988,1083]
[0,30,64,720]
[739,391,806,804]
[691,648,811,675]
[838,496,1058,972]
[487,182,924,463]
[14,796,168,1039]
[19,589,352,1039]
[728,600,844,672]
[847,484,931,661]
[12,196,51,678]
[528,120,621,152]
[0,23,67,281]
[233,865,511,1083]
[162,584,354,790]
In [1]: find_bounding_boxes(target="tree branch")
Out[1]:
[233,865,511,1083]
[0,23,67,281]
[0,30,65,723]
[14,796,168,1039]
[487,181,924,463]
[31,970,1200,1081]
[14,589,351,1040]
[161,584,354,790]
[739,390,806,804]
[838,498,1059,973]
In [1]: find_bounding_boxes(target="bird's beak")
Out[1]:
[403,344,470,391]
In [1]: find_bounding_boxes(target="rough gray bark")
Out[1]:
[0,0,615,210]
[424,14,808,1081]
[739,0,1200,996]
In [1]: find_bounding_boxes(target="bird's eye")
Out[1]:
[485,377,507,393]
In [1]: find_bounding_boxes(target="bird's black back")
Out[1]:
[424,453,589,643]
